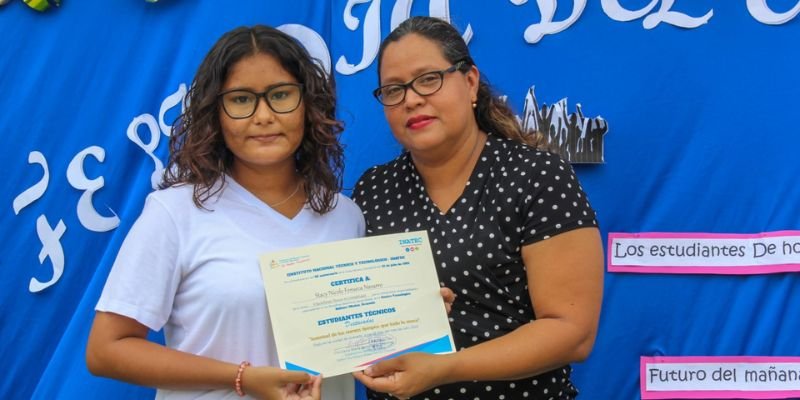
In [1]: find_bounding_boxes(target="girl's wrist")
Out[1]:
[234,361,251,396]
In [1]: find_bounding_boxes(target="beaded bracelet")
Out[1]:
[234,361,251,397]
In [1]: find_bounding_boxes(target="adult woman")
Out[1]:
[352,17,603,400]
[86,26,364,399]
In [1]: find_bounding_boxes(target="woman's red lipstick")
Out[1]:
[406,115,435,130]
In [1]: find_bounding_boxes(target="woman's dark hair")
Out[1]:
[162,25,344,213]
[377,16,547,148]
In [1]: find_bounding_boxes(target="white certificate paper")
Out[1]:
[259,231,455,377]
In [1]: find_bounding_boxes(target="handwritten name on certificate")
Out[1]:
[259,231,455,377]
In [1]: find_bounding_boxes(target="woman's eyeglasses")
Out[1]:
[372,61,466,106]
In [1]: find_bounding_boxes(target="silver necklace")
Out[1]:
[269,181,302,208]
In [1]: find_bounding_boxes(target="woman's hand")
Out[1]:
[242,367,321,400]
[354,353,452,399]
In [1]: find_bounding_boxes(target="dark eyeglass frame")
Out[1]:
[218,82,304,119]
[372,61,467,106]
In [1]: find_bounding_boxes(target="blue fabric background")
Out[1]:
[1,1,798,399]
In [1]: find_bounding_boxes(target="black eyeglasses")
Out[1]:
[372,61,467,106]
[218,83,304,119]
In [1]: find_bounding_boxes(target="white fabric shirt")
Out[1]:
[97,178,365,399]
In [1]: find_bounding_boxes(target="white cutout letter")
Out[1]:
[336,0,382,75]
[512,0,587,44]
[127,113,165,189]
[13,151,49,214]
[29,215,66,293]
[603,0,712,29]
[642,0,713,29]
[66,146,120,232]
[391,0,473,44]
[158,83,187,137]
[747,0,800,25]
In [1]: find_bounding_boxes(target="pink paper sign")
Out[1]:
[608,231,800,274]
[641,356,800,399]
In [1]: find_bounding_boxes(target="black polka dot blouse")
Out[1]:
[352,133,599,400]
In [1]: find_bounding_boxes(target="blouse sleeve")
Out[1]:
[519,152,598,246]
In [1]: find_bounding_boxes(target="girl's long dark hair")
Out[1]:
[162,25,344,213]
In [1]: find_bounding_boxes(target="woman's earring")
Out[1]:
[472,101,477,109]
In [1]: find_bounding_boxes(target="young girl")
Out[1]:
[87,25,364,400]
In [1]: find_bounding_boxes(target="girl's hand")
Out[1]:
[283,373,321,400]
[243,367,321,400]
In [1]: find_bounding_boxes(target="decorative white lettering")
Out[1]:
[13,151,49,214]
[30,215,66,293]
[511,0,587,44]
[66,146,120,232]
[336,0,382,75]
[603,0,712,29]
[158,83,186,138]
[747,0,800,25]
[126,113,164,189]
[391,0,473,43]
[642,0,713,29]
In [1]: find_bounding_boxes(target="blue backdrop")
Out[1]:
[2,1,799,399]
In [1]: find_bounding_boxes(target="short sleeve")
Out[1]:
[95,194,182,331]
[519,152,597,245]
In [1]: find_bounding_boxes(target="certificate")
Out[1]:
[259,231,455,377]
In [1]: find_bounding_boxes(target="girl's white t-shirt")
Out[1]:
[97,179,365,399]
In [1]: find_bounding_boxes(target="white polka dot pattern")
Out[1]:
[353,134,596,399]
